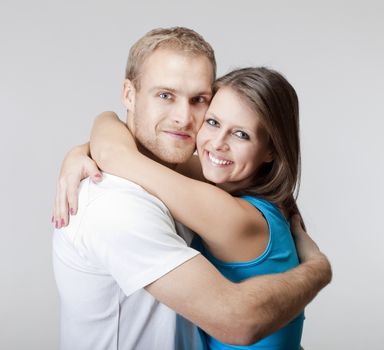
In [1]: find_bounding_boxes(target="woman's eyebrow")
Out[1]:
[206,111,220,121]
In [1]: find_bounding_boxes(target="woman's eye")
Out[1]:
[206,118,218,127]
[234,130,250,140]
[159,93,172,100]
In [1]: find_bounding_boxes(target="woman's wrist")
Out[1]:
[72,142,90,157]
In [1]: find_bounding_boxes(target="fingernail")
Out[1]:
[70,208,75,215]
[51,216,54,223]
[60,218,65,226]
[94,173,102,180]
[55,220,58,229]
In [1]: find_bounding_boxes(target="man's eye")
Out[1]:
[192,96,206,104]
[206,118,218,127]
[234,130,250,140]
[159,93,172,100]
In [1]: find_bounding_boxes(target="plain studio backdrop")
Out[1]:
[1,1,383,349]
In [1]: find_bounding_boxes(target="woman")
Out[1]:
[55,67,305,349]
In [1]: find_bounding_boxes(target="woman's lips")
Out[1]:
[206,151,233,166]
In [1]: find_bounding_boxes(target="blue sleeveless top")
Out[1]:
[191,196,305,350]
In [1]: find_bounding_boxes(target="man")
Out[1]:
[53,27,331,349]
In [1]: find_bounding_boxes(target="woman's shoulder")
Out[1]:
[240,195,287,222]
[240,195,275,210]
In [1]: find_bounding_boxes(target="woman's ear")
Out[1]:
[264,145,275,163]
[121,79,136,112]
[265,150,274,163]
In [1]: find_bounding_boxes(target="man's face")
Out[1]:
[124,48,213,165]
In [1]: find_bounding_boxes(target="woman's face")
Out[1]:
[196,86,273,192]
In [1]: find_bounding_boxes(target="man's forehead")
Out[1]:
[138,48,213,94]
[143,47,212,69]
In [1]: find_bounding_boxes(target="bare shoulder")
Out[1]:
[206,197,270,263]
[234,197,269,233]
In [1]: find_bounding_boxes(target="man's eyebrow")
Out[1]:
[150,86,178,93]
[197,90,212,97]
[149,87,212,97]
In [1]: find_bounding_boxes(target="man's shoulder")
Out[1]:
[75,173,176,237]
[57,173,175,245]
[85,172,169,214]
[62,173,177,252]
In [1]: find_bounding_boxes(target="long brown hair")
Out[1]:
[214,67,302,219]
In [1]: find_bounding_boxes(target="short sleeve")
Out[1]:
[81,189,200,296]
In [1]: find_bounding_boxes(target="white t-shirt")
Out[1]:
[53,173,201,350]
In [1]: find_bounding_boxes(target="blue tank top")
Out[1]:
[191,196,305,350]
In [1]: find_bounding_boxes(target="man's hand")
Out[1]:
[53,143,102,229]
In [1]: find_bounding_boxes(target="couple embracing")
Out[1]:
[53,27,331,350]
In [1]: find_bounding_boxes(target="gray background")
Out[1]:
[1,1,383,349]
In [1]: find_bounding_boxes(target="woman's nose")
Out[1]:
[210,132,229,151]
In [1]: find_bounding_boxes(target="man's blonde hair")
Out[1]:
[125,27,216,88]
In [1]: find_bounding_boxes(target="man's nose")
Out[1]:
[172,100,193,127]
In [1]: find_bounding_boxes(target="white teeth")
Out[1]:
[208,152,233,165]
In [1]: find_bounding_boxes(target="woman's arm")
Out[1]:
[51,114,203,228]
[91,112,268,261]
[53,143,102,228]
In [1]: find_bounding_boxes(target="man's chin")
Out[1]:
[138,140,195,166]
[155,147,195,166]
[160,152,194,165]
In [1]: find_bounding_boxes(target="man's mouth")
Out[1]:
[163,130,192,140]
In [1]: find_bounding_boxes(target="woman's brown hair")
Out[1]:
[214,67,302,219]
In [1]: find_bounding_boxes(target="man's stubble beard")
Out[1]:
[133,120,195,167]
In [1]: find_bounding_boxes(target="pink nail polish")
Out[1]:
[92,174,103,184]
[55,220,58,229]
[61,218,65,226]
[51,216,54,223]
[70,208,75,215]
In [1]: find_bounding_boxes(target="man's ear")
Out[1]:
[121,79,136,112]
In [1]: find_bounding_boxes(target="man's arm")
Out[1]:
[146,248,331,345]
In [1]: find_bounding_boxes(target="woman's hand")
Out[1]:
[53,143,102,229]
[290,214,326,263]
